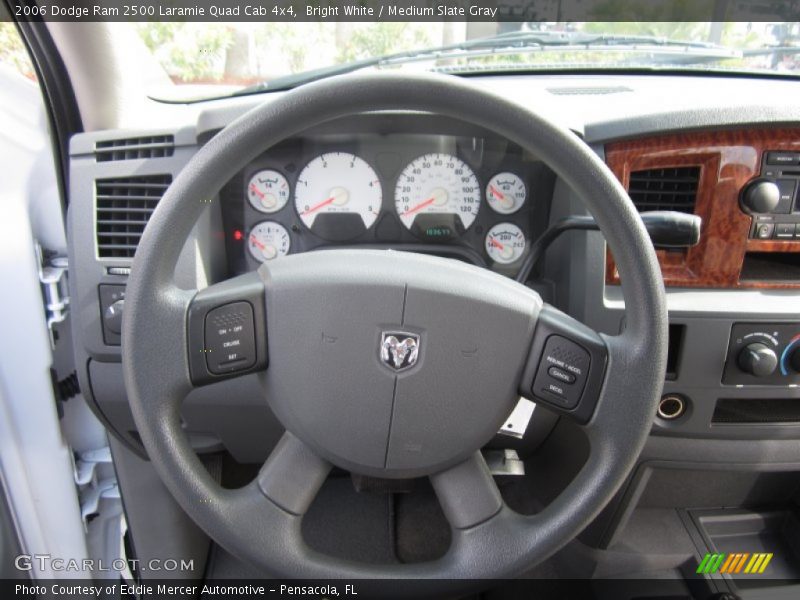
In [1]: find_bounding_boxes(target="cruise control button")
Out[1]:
[205,302,256,375]
[548,366,576,384]
[532,335,591,410]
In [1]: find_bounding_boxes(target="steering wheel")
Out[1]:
[122,73,666,589]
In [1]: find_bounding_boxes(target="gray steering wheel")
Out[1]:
[122,73,666,590]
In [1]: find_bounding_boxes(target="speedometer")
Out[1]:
[395,153,480,241]
[294,152,382,241]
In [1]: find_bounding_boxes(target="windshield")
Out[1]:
[134,21,800,101]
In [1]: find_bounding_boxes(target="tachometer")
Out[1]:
[485,223,526,264]
[486,172,526,214]
[294,153,382,241]
[248,221,290,262]
[247,169,290,213]
[395,153,480,240]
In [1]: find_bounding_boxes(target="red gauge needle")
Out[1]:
[301,196,334,216]
[401,196,435,217]
[249,184,265,199]
[489,238,505,251]
[489,185,504,200]
[249,235,265,250]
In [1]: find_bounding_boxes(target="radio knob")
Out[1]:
[741,179,780,214]
[738,343,778,377]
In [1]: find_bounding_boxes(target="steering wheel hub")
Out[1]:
[259,250,540,478]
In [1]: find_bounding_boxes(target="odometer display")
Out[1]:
[395,153,480,241]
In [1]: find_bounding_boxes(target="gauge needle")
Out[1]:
[249,235,265,250]
[402,197,435,217]
[301,196,335,216]
[249,184,265,199]
[489,185,504,200]
[489,238,505,251]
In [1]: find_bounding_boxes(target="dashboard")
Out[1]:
[60,72,800,586]
[65,75,800,468]
[216,115,554,278]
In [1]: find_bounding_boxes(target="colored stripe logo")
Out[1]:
[697,552,773,574]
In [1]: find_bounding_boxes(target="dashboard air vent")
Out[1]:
[627,166,700,214]
[96,175,172,258]
[95,135,175,162]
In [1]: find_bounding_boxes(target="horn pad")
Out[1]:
[259,250,542,479]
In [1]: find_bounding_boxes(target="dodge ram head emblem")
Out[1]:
[380,332,420,371]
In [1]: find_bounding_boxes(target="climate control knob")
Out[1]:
[741,179,780,214]
[738,342,778,377]
[789,346,800,374]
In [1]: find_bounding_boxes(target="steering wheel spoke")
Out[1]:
[430,452,503,530]
[256,432,331,516]
[186,271,269,386]
[519,304,609,425]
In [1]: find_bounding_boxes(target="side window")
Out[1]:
[0,22,37,80]
[0,20,65,253]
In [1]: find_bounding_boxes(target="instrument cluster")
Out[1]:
[221,126,554,277]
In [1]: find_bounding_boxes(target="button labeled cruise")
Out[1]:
[204,302,256,375]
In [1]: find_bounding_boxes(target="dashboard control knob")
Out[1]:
[741,179,780,214]
[737,342,778,377]
[790,347,800,373]
[103,299,125,335]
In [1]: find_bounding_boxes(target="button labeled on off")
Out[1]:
[204,301,256,375]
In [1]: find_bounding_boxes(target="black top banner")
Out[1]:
[4,0,800,22]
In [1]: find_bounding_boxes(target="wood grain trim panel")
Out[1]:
[604,128,800,289]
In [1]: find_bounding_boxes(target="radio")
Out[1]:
[743,151,800,240]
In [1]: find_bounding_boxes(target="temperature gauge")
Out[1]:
[247,170,290,213]
[486,173,526,214]
[248,221,290,262]
[485,223,526,264]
